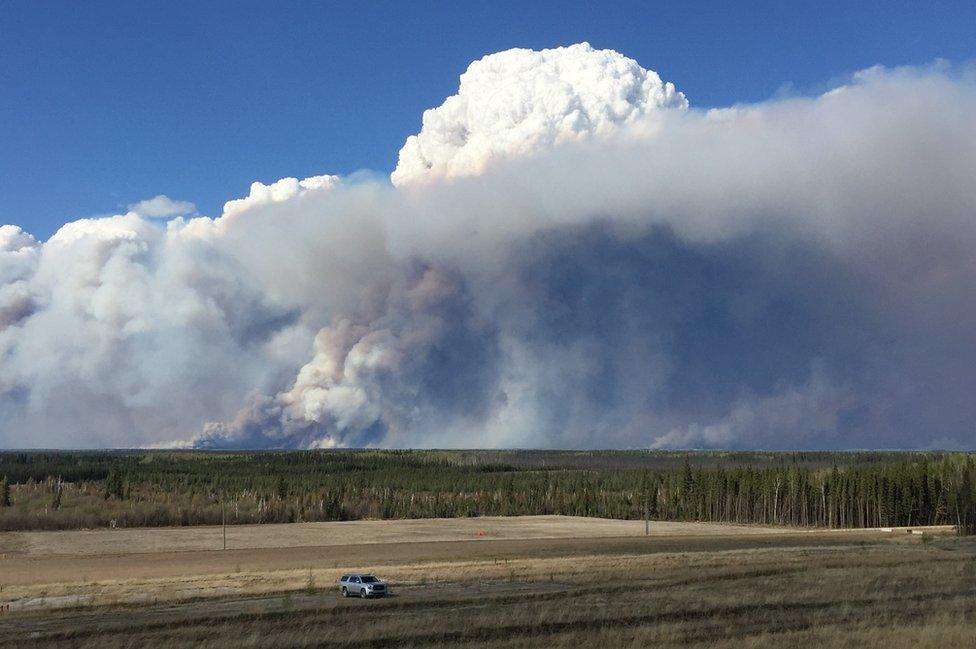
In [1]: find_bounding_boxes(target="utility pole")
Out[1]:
[645,500,649,536]
[222,499,227,551]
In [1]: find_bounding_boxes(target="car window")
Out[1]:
[361,576,376,583]
[352,576,360,583]
[341,575,349,581]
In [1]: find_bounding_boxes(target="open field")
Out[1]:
[0,516,936,596]
[0,515,810,556]
[0,516,949,589]
[1,516,972,647]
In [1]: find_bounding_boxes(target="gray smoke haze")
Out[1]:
[1,45,975,449]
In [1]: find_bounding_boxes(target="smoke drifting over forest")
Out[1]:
[2,44,975,450]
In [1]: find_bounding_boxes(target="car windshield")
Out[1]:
[361,576,377,583]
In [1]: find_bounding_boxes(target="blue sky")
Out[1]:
[2,1,974,239]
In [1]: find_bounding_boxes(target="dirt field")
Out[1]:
[0,516,937,592]
[0,515,805,556]
[0,517,971,648]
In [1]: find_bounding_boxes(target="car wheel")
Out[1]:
[360,588,368,598]
[341,588,348,598]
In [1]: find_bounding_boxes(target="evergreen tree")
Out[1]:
[104,468,124,500]
[1,475,10,507]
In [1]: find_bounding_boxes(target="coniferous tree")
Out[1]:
[104,468,124,500]
[1,475,10,507]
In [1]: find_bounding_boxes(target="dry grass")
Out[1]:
[0,519,972,647]
[0,515,814,557]
[3,543,975,647]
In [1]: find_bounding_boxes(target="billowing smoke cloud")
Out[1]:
[1,45,975,450]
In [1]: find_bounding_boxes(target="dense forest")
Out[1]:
[0,450,973,534]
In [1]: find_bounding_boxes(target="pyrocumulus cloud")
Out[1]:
[1,45,975,450]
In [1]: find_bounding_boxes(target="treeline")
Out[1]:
[644,459,976,531]
[0,450,973,533]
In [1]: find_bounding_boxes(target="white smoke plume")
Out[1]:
[1,46,975,450]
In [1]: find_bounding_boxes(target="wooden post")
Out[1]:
[645,501,649,536]
[222,500,227,551]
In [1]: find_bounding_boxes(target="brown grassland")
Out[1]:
[0,516,974,648]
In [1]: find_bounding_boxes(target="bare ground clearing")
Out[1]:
[0,515,815,557]
[0,516,949,589]
[0,531,905,592]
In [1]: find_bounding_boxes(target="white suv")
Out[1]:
[339,573,388,598]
